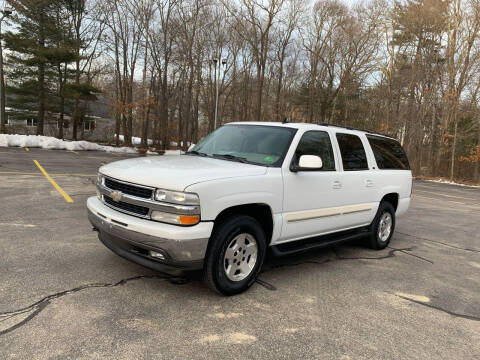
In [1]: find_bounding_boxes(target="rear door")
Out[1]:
[332,132,378,227]
[365,134,413,207]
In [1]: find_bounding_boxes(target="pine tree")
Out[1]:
[5,0,76,136]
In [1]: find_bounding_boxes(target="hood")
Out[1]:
[99,155,267,191]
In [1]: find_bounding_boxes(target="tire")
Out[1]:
[204,215,266,295]
[367,201,396,250]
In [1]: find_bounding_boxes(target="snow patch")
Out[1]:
[117,135,153,146]
[425,179,480,188]
[0,134,137,153]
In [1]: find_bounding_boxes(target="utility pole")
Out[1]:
[213,58,219,130]
[212,58,227,130]
[0,6,12,134]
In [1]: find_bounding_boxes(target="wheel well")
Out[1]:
[381,193,399,210]
[213,204,274,245]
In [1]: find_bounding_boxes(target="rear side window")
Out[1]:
[366,135,410,170]
[295,131,335,171]
[336,133,369,171]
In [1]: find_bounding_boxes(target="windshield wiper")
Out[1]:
[212,154,249,163]
[185,150,208,157]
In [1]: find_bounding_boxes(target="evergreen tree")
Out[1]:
[5,0,76,136]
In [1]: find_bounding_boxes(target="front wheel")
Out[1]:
[204,215,266,295]
[368,201,396,250]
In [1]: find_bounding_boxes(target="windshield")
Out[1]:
[189,125,296,167]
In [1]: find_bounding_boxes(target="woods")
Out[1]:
[1,0,480,183]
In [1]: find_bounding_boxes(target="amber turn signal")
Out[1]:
[179,215,200,225]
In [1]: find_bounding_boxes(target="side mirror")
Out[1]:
[188,143,196,152]
[291,155,323,172]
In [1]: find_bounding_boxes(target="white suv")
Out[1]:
[87,122,412,295]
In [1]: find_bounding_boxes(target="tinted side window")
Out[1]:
[336,133,369,171]
[295,131,335,171]
[366,135,410,170]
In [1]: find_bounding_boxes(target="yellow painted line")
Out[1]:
[25,147,29,152]
[69,150,79,155]
[33,160,74,203]
[0,171,95,177]
[415,189,475,201]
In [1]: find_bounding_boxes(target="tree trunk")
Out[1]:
[475,125,480,182]
[0,22,6,135]
[275,59,284,121]
[37,62,45,136]
[141,41,149,148]
[160,67,169,150]
[72,55,81,140]
[449,114,458,181]
[256,64,265,122]
[115,113,121,147]
[57,95,64,139]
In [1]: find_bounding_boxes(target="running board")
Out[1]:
[270,230,371,257]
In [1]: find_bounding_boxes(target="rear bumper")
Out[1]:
[87,197,213,274]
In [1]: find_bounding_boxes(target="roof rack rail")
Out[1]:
[364,129,396,139]
[316,122,395,139]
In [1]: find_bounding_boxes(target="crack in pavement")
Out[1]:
[397,231,480,253]
[258,247,431,285]
[395,295,480,321]
[0,274,173,336]
[387,246,434,264]
[255,279,277,291]
[257,249,477,323]
[256,246,434,293]
[0,245,441,335]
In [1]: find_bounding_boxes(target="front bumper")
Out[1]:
[87,197,213,274]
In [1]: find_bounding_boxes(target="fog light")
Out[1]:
[149,251,165,260]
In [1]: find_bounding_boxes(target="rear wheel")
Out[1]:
[368,201,396,250]
[204,215,266,295]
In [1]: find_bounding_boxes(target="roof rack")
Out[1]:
[316,123,395,139]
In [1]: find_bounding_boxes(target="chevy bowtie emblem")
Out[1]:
[110,191,123,202]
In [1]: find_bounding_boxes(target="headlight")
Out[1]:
[154,189,199,205]
[151,211,200,226]
[97,173,104,185]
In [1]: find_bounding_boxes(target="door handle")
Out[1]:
[333,181,342,189]
[366,180,374,187]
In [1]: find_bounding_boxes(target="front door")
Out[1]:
[280,130,344,242]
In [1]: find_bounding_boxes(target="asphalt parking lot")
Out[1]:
[0,147,479,359]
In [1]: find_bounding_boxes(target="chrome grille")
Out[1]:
[104,195,149,216]
[104,177,153,199]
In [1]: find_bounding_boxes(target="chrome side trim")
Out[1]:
[286,203,375,223]
[287,213,340,223]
